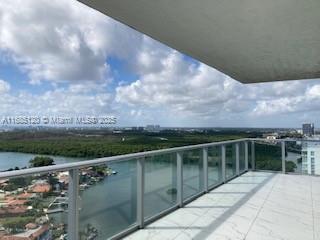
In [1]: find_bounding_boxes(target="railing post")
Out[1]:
[68,168,79,240]
[282,141,286,174]
[244,141,249,171]
[137,157,145,228]
[177,152,183,207]
[236,143,240,175]
[221,145,226,182]
[251,141,255,170]
[202,148,208,192]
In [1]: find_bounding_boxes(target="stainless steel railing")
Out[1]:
[0,137,318,239]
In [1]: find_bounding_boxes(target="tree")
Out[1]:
[2,217,34,234]
[29,156,55,168]
[4,176,32,191]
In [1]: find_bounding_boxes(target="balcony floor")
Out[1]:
[125,171,320,240]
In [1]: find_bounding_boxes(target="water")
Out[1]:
[0,152,84,171]
[286,151,302,173]
[0,152,205,239]
[0,150,305,239]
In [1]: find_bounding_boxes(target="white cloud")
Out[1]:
[0,86,114,116]
[116,50,250,117]
[116,49,320,126]
[116,44,320,123]
[252,83,320,117]
[0,80,10,94]
[307,84,320,98]
[0,0,143,84]
[1,0,320,127]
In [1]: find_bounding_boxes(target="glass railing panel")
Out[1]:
[225,144,236,179]
[298,140,320,176]
[285,140,302,174]
[79,160,137,240]
[183,149,203,200]
[0,172,68,239]
[239,142,246,172]
[207,146,223,187]
[144,153,177,219]
[255,141,282,171]
[248,142,252,169]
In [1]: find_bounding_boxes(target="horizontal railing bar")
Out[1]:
[208,181,225,192]
[252,138,320,142]
[144,204,179,226]
[0,137,318,179]
[110,224,139,240]
[182,191,206,206]
[0,138,249,179]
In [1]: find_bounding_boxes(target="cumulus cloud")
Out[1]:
[0,80,10,94]
[116,50,250,117]
[1,0,320,127]
[0,0,142,84]
[0,87,114,116]
[116,45,320,122]
[252,83,320,117]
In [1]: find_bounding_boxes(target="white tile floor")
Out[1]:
[124,171,320,240]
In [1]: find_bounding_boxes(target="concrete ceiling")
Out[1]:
[78,0,320,84]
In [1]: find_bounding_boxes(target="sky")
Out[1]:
[0,0,320,128]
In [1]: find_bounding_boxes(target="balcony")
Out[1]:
[0,139,319,240]
[126,171,320,240]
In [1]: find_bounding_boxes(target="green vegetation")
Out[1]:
[285,141,302,154]
[3,176,33,191]
[0,130,254,158]
[1,216,35,234]
[0,130,302,173]
[91,165,110,176]
[255,143,297,172]
[29,156,55,167]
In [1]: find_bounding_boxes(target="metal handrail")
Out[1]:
[0,138,249,179]
[1,137,317,179]
[0,136,317,240]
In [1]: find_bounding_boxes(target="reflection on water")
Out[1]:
[0,147,311,240]
[286,151,302,173]
[79,160,137,239]
[0,152,85,171]
[0,151,225,240]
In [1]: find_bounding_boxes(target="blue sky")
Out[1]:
[0,0,320,128]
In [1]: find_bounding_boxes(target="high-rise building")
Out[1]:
[302,141,320,175]
[302,123,314,136]
[145,125,161,132]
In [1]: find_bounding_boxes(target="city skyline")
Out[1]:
[1,0,320,128]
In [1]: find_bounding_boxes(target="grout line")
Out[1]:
[243,173,279,239]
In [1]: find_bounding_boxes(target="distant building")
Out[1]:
[1,224,50,240]
[131,126,144,131]
[0,179,9,189]
[263,133,279,140]
[301,140,320,175]
[302,123,315,137]
[0,205,28,217]
[30,182,51,193]
[145,125,161,132]
[112,130,123,134]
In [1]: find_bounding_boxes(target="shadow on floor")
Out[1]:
[149,172,276,240]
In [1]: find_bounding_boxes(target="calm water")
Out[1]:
[78,160,206,239]
[0,150,304,239]
[0,152,85,171]
[0,152,205,239]
[286,151,302,173]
